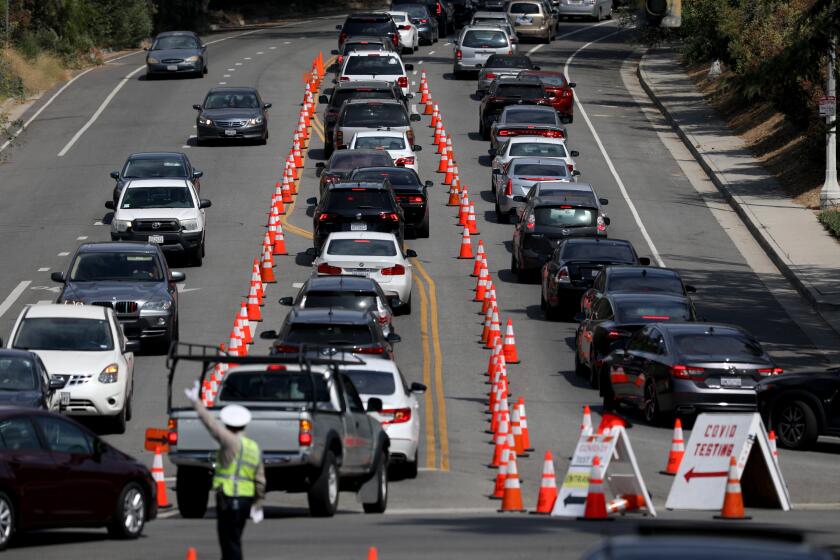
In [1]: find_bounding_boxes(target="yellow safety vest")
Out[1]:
[212,436,261,497]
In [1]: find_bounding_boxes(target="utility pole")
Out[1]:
[821,35,839,209]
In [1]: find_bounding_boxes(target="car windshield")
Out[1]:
[342,104,409,126]
[510,142,567,157]
[343,19,393,36]
[220,371,333,403]
[514,163,568,178]
[285,324,374,345]
[152,36,199,50]
[389,13,407,22]
[610,274,684,294]
[673,333,765,361]
[344,56,403,75]
[69,252,163,282]
[354,136,407,150]
[486,56,533,69]
[121,186,193,209]
[122,157,186,179]
[531,74,567,87]
[326,190,393,210]
[462,30,508,48]
[510,2,540,14]
[14,318,114,352]
[330,152,393,171]
[495,84,543,97]
[505,110,555,124]
[303,291,379,312]
[0,358,37,391]
[343,369,396,396]
[327,239,398,256]
[353,169,419,186]
[615,301,693,323]
[204,92,259,109]
[562,243,636,262]
[534,207,595,227]
[534,190,594,205]
[331,88,395,109]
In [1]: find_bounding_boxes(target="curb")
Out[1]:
[636,52,840,329]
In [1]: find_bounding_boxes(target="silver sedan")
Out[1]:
[492,157,579,222]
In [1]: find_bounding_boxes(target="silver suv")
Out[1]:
[333,99,421,150]
[453,26,515,78]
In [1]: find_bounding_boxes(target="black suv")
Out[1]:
[320,81,407,155]
[316,149,394,195]
[478,76,551,139]
[350,167,433,238]
[308,182,405,251]
[337,13,400,51]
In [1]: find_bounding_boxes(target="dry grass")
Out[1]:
[686,63,824,209]
[4,48,69,97]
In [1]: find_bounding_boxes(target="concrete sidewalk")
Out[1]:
[638,46,840,335]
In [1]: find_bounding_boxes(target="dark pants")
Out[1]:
[216,493,253,560]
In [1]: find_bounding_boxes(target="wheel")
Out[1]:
[403,451,418,479]
[601,368,616,411]
[402,295,412,315]
[494,202,508,223]
[643,381,662,425]
[362,450,388,514]
[308,450,339,517]
[190,243,203,266]
[107,482,146,539]
[774,400,819,450]
[510,252,519,277]
[0,492,14,551]
[416,212,430,238]
[110,404,127,434]
[176,466,211,519]
[481,121,490,140]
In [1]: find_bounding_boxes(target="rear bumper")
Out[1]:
[514,26,551,37]
[663,385,758,415]
[557,5,598,17]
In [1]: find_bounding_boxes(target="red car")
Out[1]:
[518,70,576,124]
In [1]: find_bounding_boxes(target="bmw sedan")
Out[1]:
[193,87,271,144]
[145,31,207,77]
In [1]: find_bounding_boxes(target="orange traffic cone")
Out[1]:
[534,451,558,514]
[430,104,440,127]
[481,304,494,344]
[510,404,527,456]
[273,223,288,255]
[661,418,685,475]
[185,547,197,560]
[444,161,455,186]
[485,309,501,349]
[768,430,779,465]
[580,405,593,436]
[490,414,509,467]
[458,227,473,259]
[437,150,449,173]
[424,96,434,115]
[502,319,520,364]
[466,204,479,235]
[436,132,447,154]
[419,82,429,104]
[247,282,262,322]
[607,494,646,514]
[580,456,609,520]
[458,192,469,226]
[482,285,496,316]
[474,266,488,302]
[152,445,171,508]
[715,456,750,520]
[491,443,509,499]
[367,547,378,560]
[281,178,293,203]
[251,259,264,302]
[261,245,276,283]
[267,206,279,245]
[472,241,486,276]
[518,397,533,452]
[447,182,460,206]
[238,302,253,344]
[499,453,526,513]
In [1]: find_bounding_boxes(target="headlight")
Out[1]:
[147,56,160,64]
[112,219,131,232]
[98,363,119,384]
[144,299,173,311]
[247,116,264,126]
[199,116,213,126]
[185,55,200,63]
[181,218,199,232]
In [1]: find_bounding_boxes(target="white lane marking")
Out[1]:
[0,67,96,154]
[283,41,292,45]
[0,281,32,319]
[563,28,664,267]
[36,300,53,305]
[181,145,190,149]
[37,267,50,272]
[58,252,69,257]
[292,282,304,289]
[227,68,235,71]
[527,21,613,55]
[418,60,424,65]
[428,50,435,55]
[76,236,88,240]
[57,65,145,157]
[93,220,104,226]
[244,57,252,60]
[412,70,417,75]
[270,46,277,50]
[411,104,418,114]
[444,42,452,46]
[219,82,227,85]
[256,51,264,55]
[105,51,144,64]
[235,62,243,66]
[204,28,263,46]
[223,74,231,78]
[157,510,180,519]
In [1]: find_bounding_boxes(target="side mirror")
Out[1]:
[386,333,402,343]
[124,339,142,353]
[572,170,581,177]
[105,201,115,210]
[603,216,611,225]
[305,247,318,257]
[170,271,186,282]
[315,162,325,168]
[49,377,67,390]
[685,285,697,293]
[260,330,279,339]
[405,249,418,258]
[50,271,66,283]
[569,82,576,88]
[366,397,383,413]
[263,102,272,109]
[413,145,422,151]
[319,94,329,104]
[193,170,204,179]
[570,150,579,157]
[199,199,212,209]
[406,93,414,99]
[387,296,402,309]
[599,197,609,205]
[405,63,414,71]
[192,104,202,111]
[109,171,120,180]
[410,114,422,122]
[424,181,434,188]
[409,382,427,393]
[330,49,339,55]
[512,195,527,203]
[638,257,651,266]
[278,297,294,306]
[573,312,585,322]
[306,197,318,205]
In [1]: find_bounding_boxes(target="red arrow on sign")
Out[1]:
[684,467,728,482]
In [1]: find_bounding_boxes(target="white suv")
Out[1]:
[6,304,137,433]
[107,178,211,266]
[338,51,414,98]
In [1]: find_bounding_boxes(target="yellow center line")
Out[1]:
[411,265,437,470]
[310,115,326,142]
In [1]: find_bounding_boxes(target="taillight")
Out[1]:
[395,156,415,166]
[392,34,399,47]
[555,266,569,283]
[380,407,412,425]
[317,212,336,221]
[485,72,497,79]
[274,343,300,353]
[456,49,462,60]
[339,76,350,81]
[406,129,414,146]
[567,163,574,173]
[505,179,513,197]
[562,88,572,98]
[508,49,513,55]
[544,130,564,138]
[335,130,344,147]
[356,346,385,354]
[436,1,442,15]
[420,18,428,23]
[498,129,510,136]
[398,195,423,204]
[398,76,408,88]
[381,264,406,275]
[597,216,606,232]
[338,55,344,64]
[671,365,705,379]
[757,367,784,376]
[525,213,535,230]
[299,419,312,446]
[380,212,400,222]
[607,330,629,340]
[339,32,347,44]
[317,263,342,275]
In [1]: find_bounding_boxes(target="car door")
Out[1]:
[646,328,671,399]
[587,298,614,366]
[339,374,365,474]
[541,246,560,303]
[582,270,605,314]
[614,330,650,405]
[342,374,376,472]
[0,416,57,528]
[577,297,601,366]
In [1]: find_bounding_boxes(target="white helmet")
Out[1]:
[219,404,251,428]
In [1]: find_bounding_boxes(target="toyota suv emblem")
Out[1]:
[152,222,161,230]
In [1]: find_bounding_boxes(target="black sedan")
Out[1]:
[0,350,66,410]
[145,31,206,77]
[581,265,696,314]
[350,166,433,237]
[757,367,840,449]
[0,408,156,549]
[539,238,649,316]
[193,87,271,144]
[316,149,394,195]
[109,152,202,206]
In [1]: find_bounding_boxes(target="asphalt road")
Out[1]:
[0,13,838,560]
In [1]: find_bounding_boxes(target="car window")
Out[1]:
[342,104,409,127]
[353,136,407,150]
[0,417,42,450]
[303,292,379,313]
[14,317,114,352]
[204,92,260,109]
[514,163,568,178]
[614,301,692,323]
[510,142,567,157]
[343,42,386,55]
[505,110,556,124]
[510,3,541,14]
[219,370,333,403]
[330,151,394,171]
[343,19,394,36]
[343,369,396,396]
[69,252,163,282]
[404,6,431,18]
[609,274,683,294]
[486,56,533,68]
[534,207,595,228]
[344,56,403,76]
[330,88,396,110]
[562,243,636,262]
[121,186,193,209]
[342,374,366,413]
[123,157,187,179]
[327,239,398,257]
[285,324,374,346]
[0,357,38,391]
[389,13,407,22]
[529,74,567,87]
[35,416,93,455]
[496,84,544,97]
[673,333,765,361]
[325,190,394,210]
[462,30,508,48]
[352,169,420,186]
[152,36,199,50]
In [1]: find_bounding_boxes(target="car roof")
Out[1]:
[511,157,567,166]
[328,181,389,191]
[351,166,417,177]
[606,266,680,278]
[207,87,259,94]
[334,80,396,91]
[344,51,400,59]
[76,241,160,254]
[0,348,40,360]
[463,25,511,33]
[326,231,398,242]
[503,104,555,113]
[124,178,191,188]
[506,136,566,145]
[656,322,748,336]
[519,69,567,79]
[289,308,373,324]
[305,275,381,292]
[127,152,187,160]
[354,129,407,137]
[22,303,108,320]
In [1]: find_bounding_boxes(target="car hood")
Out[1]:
[32,350,118,376]
[0,391,44,407]
[62,281,166,302]
[201,108,261,120]
[114,208,196,222]
[149,48,200,60]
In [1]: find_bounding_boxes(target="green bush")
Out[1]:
[0,53,25,100]
[818,210,840,238]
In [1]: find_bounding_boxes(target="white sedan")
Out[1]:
[313,232,415,314]
[387,11,419,53]
[7,304,137,433]
[491,136,579,191]
[340,356,425,477]
[349,130,421,174]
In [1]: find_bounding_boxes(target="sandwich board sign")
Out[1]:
[551,426,656,517]
[666,413,791,511]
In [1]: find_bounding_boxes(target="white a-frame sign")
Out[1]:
[666,413,791,511]
[552,426,656,517]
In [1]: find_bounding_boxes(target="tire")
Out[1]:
[111,405,127,434]
[481,121,490,141]
[495,202,508,223]
[416,212,430,238]
[203,63,208,74]
[362,450,388,514]
[642,380,662,425]
[601,368,616,411]
[0,492,14,551]
[402,295,412,315]
[107,482,146,539]
[190,244,203,267]
[308,450,339,517]
[176,466,211,519]
[403,451,419,479]
[774,400,819,450]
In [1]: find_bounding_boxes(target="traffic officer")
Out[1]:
[185,381,265,560]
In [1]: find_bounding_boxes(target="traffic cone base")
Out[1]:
[715,456,751,520]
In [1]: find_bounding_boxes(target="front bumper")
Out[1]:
[57,380,127,417]
[196,123,266,140]
[112,230,202,254]
[146,61,202,75]
[118,312,175,340]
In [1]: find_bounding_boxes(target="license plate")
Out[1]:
[148,235,164,244]
[720,377,742,387]
[516,17,532,24]
[224,129,237,136]
[351,222,367,231]
[167,65,178,71]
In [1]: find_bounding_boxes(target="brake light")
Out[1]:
[607,330,630,340]
[379,212,400,222]
[456,49,462,60]
[420,18,428,23]
[485,72,497,79]
[339,76,350,81]
[381,264,406,275]
[671,365,705,379]
[525,212,535,230]
[498,129,510,136]
[399,25,411,30]
[555,266,569,283]
[757,367,784,376]
[597,216,606,232]
[318,212,336,221]
[356,346,385,354]
[167,418,178,445]
[398,195,423,204]
[562,88,572,98]
[335,130,343,146]
[505,179,513,196]
[395,156,415,166]
[266,364,287,371]
[299,419,312,446]
[567,163,574,173]
[436,1,442,15]
[508,49,513,55]
[337,55,344,64]
[398,76,408,88]
[317,263,342,275]
[544,130,564,138]
[380,407,412,425]
[641,315,671,320]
